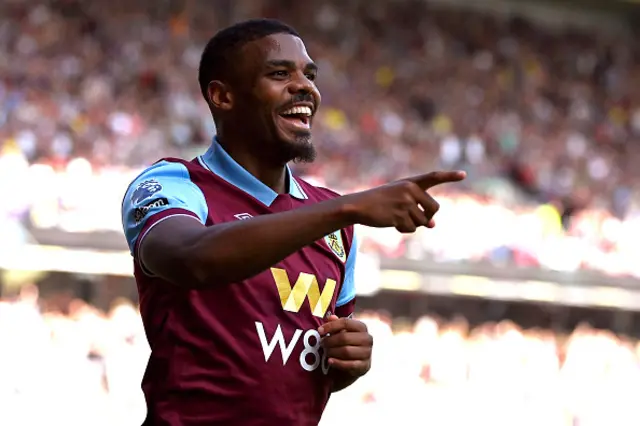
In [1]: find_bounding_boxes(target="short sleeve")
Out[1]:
[121,160,208,255]
[335,232,358,318]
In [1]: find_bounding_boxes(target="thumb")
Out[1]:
[323,314,346,335]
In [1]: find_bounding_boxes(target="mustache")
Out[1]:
[280,93,316,110]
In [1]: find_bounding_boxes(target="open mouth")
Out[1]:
[279,105,313,131]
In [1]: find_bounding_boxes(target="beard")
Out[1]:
[289,134,317,163]
[275,131,317,164]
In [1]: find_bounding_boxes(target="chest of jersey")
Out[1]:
[196,176,347,326]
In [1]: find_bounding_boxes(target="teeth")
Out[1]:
[281,106,312,116]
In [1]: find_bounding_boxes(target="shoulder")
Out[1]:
[123,159,204,210]
[126,159,189,193]
[293,175,343,201]
[121,159,209,254]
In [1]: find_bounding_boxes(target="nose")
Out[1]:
[288,71,315,95]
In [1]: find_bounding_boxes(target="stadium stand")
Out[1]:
[1,0,640,425]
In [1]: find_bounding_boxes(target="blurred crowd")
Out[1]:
[2,0,640,277]
[326,310,640,426]
[0,287,149,426]
[3,2,640,424]
[2,286,640,426]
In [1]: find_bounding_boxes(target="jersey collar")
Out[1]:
[198,137,308,206]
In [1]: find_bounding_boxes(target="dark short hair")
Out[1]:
[198,19,300,103]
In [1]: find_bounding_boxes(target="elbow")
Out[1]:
[180,250,216,290]
[138,217,230,289]
[180,244,237,289]
[167,227,254,289]
[148,242,213,290]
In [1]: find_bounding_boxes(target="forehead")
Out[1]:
[241,33,313,68]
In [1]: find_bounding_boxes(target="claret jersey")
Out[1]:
[121,139,358,426]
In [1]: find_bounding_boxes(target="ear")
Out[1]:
[207,80,233,112]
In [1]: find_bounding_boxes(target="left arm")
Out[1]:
[320,234,373,393]
[321,315,373,393]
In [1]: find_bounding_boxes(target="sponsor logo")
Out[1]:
[131,179,162,204]
[134,198,168,223]
[255,269,339,374]
[255,322,330,374]
[234,213,253,220]
[324,231,346,262]
[270,268,336,318]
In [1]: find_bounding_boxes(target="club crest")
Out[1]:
[324,231,346,263]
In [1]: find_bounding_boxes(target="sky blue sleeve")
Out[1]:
[121,160,208,254]
[336,232,358,307]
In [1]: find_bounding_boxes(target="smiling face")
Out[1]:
[220,33,322,164]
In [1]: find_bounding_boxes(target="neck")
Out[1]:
[216,132,288,195]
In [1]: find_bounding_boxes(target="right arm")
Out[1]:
[123,161,353,288]
[140,199,352,288]
[122,162,464,288]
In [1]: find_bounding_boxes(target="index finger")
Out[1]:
[406,170,466,190]
[318,318,366,336]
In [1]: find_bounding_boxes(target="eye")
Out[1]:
[270,70,289,78]
[305,72,317,81]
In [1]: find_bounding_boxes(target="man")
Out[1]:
[121,19,465,425]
